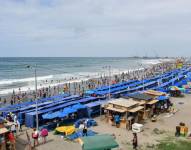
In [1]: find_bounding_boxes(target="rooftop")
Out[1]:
[109,98,138,108]
[127,93,155,101]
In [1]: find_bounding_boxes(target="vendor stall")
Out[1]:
[125,93,158,119]
[0,128,8,150]
[104,98,144,129]
[169,86,183,97]
[0,118,16,150]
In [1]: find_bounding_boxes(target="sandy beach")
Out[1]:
[1,0,191,149]
[0,58,189,150]
[14,93,191,150]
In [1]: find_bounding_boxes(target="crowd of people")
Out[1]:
[0,113,20,150]
[0,130,16,150]
[0,112,49,150]
[0,61,176,107]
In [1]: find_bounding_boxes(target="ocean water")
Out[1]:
[0,57,170,96]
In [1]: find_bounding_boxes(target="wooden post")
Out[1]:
[143,104,146,119]
[26,130,32,150]
[125,112,128,129]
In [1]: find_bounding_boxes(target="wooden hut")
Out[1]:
[125,93,158,119]
[104,98,144,130]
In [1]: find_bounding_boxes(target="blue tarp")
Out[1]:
[86,80,138,95]
[25,100,80,127]
[78,97,98,104]
[66,129,97,140]
[17,95,81,124]
[72,103,87,110]
[157,96,169,101]
[111,69,186,96]
[85,102,101,108]
[0,93,71,112]
[42,103,87,120]
[58,107,77,118]
[42,111,60,120]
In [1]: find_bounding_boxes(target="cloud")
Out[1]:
[0,0,191,56]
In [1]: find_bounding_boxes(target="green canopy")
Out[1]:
[81,134,119,150]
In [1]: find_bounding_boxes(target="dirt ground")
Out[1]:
[16,94,191,150]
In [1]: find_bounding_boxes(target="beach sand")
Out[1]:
[16,94,191,150]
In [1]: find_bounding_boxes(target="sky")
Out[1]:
[0,0,191,57]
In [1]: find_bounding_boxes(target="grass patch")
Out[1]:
[155,138,191,150]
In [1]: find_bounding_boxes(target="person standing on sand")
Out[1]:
[3,98,6,104]
[0,133,6,150]
[79,121,85,130]
[11,99,13,105]
[11,123,17,136]
[32,128,39,147]
[8,131,16,150]
[82,126,88,136]
[132,133,138,150]
[16,119,22,132]
[40,128,48,144]
[13,97,16,104]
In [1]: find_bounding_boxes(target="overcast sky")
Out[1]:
[0,0,191,57]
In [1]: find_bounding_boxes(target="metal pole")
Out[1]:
[143,77,144,91]
[100,71,102,118]
[161,62,164,86]
[103,67,106,86]
[108,66,111,100]
[139,64,145,91]
[34,64,39,130]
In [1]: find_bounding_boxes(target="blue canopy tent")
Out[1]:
[0,94,72,115]
[16,96,95,127]
[111,69,189,97]
[16,95,81,124]
[42,111,60,120]
[42,103,87,119]
[58,107,77,118]
[86,80,139,96]
[92,81,142,96]
[72,103,87,110]
[85,102,101,117]
[78,97,98,104]
[25,100,80,128]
